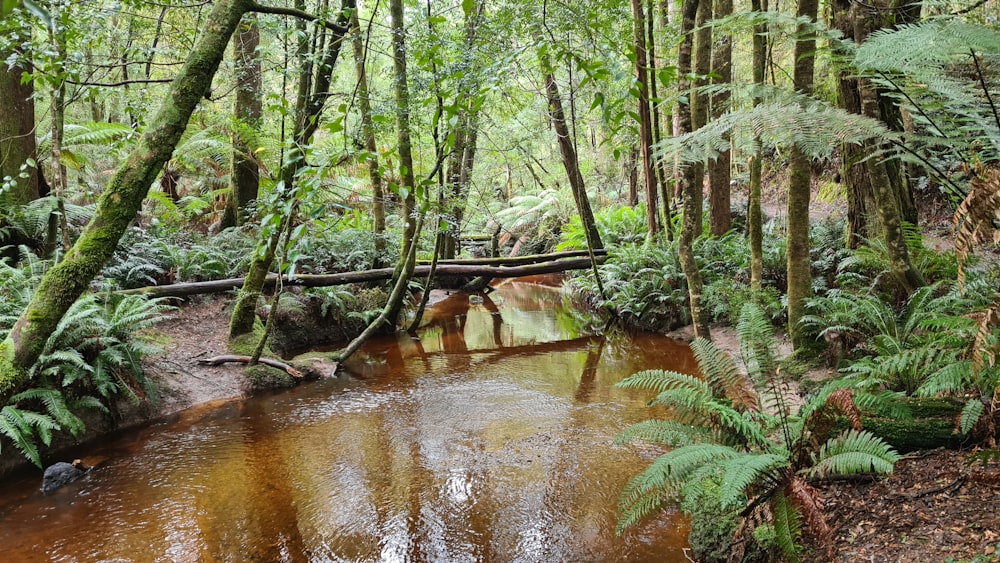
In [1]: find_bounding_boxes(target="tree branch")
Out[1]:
[67,78,174,87]
[247,1,349,33]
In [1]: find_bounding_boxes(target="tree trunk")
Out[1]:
[229,1,353,339]
[0,0,254,400]
[349,5,386,267]
[221,13,262,230]
[647,0,673,241]
[677,0,710,339]
[749,0,767,288]
[708,0,733,237]
[118,254,608,298]
[538,48,604,252]
[386,0,418,327]
[786,0,819,349]
[0,43,41,206]
[631,0,659,240]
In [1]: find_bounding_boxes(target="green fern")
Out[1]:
[809,429,900,478]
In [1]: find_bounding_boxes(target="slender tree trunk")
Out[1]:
[647,0,673,241]
[222,13,262,230]
[749,0,767,289]
[677,0,710,338]
[538,51,604,252]
[786,0,819,349]
[631,0,659,240]
[349,5,386,267]
[230,1,353,339]
[386,0,418,327]
[708,0,732,237]
[0,0,254,399]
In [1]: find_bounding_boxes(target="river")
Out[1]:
[0,276,697,562]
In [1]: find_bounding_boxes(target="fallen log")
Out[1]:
[417,249,606,266]
[196,355,304,377]
[119,255,607,298]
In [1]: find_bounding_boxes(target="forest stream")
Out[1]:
[0,276,695,562]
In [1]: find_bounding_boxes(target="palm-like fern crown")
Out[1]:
[616,304,901,560]
[857,20,1000,166]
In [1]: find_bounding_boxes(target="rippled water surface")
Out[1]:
[0,277,697,562]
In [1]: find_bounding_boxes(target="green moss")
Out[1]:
[243,364,295,391]
[227,320,273,357]
[862,416,966,452]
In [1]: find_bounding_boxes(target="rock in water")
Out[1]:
[40,460,87,493]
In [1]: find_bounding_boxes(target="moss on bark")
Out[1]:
[0,0,252,401]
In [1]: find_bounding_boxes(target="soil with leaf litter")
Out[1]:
[805,448,1000,562]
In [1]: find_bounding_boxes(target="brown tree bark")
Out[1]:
[708,0,733,237]
[749,0,767,289]
[0,43,41,206]
[538,48,604,252]
[677,0,710,339]
[632,0,659,240]
[786,0,819,349]
[221,13,262,230]
[349,5,386,267]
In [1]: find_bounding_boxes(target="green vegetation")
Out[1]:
[0,0,998,559]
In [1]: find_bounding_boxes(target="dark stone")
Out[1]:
[40,461,88,493]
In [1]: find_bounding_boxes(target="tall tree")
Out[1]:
[538,42,604,252]
[786,0,819,349]
[0,0,254,402]
[748,0,767,288]
[221,13,262,230]
[384,0,418,327]
[0,30,41,207]
[677,0,709,339]
[707,0,732,236]
[230,1,354,339]
[631,0,659,239]
[349,4,386,267]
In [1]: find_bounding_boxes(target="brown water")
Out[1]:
[0,277,697,562]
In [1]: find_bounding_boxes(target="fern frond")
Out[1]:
[737,302,779,384]
[771,489,803,563]
[0,406,43,467]
[809,429,899,479]
[960,398,986,435]
[690,337,757,410]
[720,453,788,509]
[614,419,711,447]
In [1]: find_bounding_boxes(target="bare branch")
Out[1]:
[248,1,349,33]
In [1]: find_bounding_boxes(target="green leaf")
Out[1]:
[462,0,474,17]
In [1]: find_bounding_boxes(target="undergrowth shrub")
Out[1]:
[0,290,173,466]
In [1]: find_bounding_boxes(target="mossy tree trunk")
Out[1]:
[0,26,42,207]
[0,0,253,401]
[786,0,819,349]
[707,0,732,237]
[647,0,673,241]
[677,0,710,339]
[221,13,262,230]
[229,1,353,339]
[384,0,418,328]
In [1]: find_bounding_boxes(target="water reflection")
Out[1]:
[0,277,696,562]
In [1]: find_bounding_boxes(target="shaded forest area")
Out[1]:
[1,0,1000,560]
